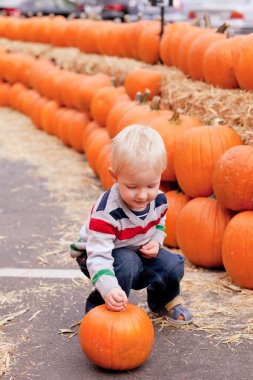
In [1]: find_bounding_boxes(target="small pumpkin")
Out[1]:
[222,211,253,289]
[79,303,154,370]
[124,68,164,101]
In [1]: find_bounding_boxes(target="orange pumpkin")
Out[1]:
[41,100,60,136]
[222,211,253,289]
[233,34,253,90]
[174,125,242,198]
[79,303,154,370]
[213,145,253,211]
[177,26,211,74]
[138,22,161,65]
[68,110,90,153]
[97,143,115,190]
[164,190,190,248]
[85,128,111,174]
[55,108,75,147]
[187,24,229,81]
[176,197,233,268]
[129,20,153,60]
[0,81,11,107]
[203,37,239,89]
[150,112,202,182]
[90,86,127,127]
[75,73,112,112]
[82,121,101,153]
[124,68,164,100]
[106,98,136,139]
[159,22,188,66]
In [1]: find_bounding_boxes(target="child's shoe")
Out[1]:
[150,297,193,325]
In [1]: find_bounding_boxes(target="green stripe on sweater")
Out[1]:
[156,225,165,231]
[91,269,115,285]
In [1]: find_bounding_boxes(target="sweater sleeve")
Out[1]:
[152,210,167,246]
[151,193,168,246]
[85,212,120,299]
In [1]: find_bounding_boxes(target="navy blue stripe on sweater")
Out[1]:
[155,193,167,208]
[110,208,128,221]
[96,189,111,211]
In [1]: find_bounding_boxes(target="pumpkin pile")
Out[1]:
[1,15,253,90]
[0,18,252,291]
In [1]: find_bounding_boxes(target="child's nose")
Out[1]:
[137,189,147,200]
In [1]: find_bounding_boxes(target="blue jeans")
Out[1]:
[77,247,185,314]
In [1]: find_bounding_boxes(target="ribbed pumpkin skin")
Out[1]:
[213,145,253,211]
[174,125,242,198]
[222,211,253,289]
[164,190,190,248]
[79,304,154,370]
[176,197,233,268]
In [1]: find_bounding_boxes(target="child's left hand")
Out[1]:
[139,240,159,258]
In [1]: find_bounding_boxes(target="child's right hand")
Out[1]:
[104,288,128,312]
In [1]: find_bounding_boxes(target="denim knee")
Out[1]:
[158,249,185,283]
[112,248,143,288]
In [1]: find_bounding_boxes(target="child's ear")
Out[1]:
[108,167,117,182]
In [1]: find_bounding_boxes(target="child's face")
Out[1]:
[112,167,161,211]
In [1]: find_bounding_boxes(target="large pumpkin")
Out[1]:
[174,125,242,198]
[213,145,253,211]
[79,304,154,370]
[176,197,233,268]
[222,211,253,289]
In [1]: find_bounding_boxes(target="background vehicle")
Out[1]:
[139,0,187,23]
[0,0,83,17]
[183,0,253,34]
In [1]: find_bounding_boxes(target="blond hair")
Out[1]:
[110,124,167,175]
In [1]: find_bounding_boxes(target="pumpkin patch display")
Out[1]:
[79,304,154,370]
[176,197,233,268]
[213,145,253,211]
[222,211,253,289]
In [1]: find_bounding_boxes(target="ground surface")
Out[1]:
[0,108,252,380]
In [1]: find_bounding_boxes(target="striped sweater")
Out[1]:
[70,183,168,298]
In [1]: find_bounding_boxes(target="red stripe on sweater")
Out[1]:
[89,218,116,235]
[89,210,167,240]
[116,218,160,240]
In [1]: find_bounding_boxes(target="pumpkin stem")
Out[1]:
[169,111,181,125]
[142,88,151,103]
[134,91,143,103]
[203,13,211,28]
[191,18,201,27]
[111,76,118,87]
[226,29,235,39]
[150,96,161,110]
[216,22,230,34]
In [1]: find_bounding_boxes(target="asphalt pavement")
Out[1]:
[1,153,253,380]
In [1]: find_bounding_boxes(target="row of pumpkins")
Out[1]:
[0,47,252,290]
[1,16,253,90]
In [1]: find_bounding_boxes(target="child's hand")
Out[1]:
[104,288,128,312]
[139,240,160,258]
